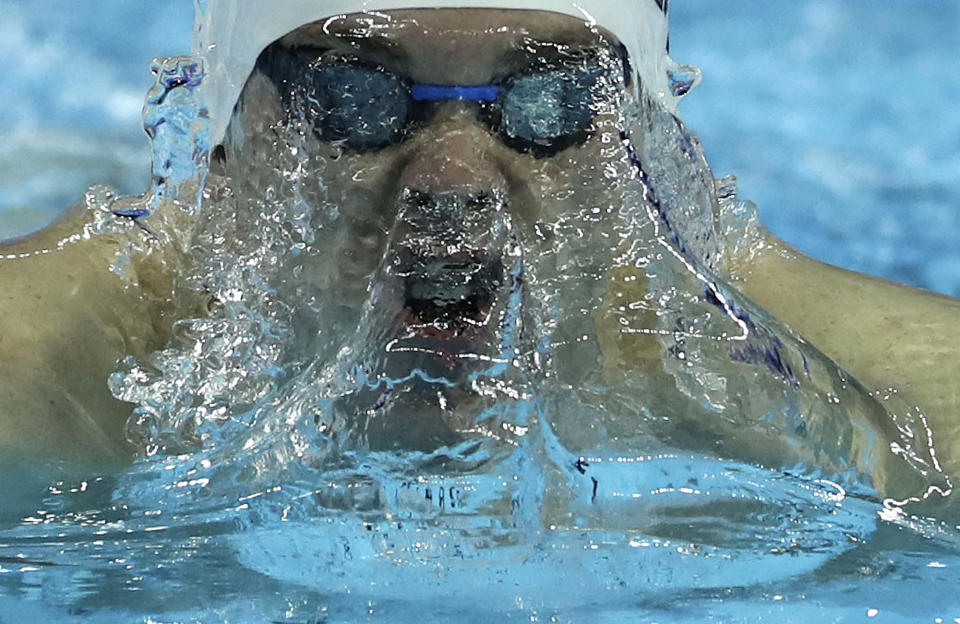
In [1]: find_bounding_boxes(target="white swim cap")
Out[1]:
[194,0,672,144]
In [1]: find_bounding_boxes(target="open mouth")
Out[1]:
[396,249,504,350]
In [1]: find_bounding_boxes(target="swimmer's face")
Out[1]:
[224,9,635,378]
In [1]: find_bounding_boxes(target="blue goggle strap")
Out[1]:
[411,84,501,103]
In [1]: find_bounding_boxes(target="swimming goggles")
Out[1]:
[258,45,628,158]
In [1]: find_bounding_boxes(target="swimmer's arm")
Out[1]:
[0,205,180,466]
[728,227,960,478]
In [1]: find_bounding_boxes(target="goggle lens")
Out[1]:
[499,64,602,152]
[310,63,411,150]
[265,48,623,156]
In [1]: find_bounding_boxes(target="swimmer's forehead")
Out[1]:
[274,8,623,84]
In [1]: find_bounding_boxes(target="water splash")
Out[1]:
[105,51,950,524]
[1,24,957,622]
[142,55,210,211]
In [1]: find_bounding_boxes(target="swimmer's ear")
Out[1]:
[209,144,228,176]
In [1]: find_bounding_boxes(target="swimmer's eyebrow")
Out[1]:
[274,29,412,71]
[271,26,630,85]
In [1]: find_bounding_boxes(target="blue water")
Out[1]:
[2,2,960,622]
[673,0,960,297]
[0,0,192,233]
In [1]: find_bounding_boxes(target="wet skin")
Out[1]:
[0,201,197,466]
[226,9,633,257]
[222,9,639,451]
[224,14,642,371]
[0,8,636,464]
[224,9,960,490]
[0,9,959,501]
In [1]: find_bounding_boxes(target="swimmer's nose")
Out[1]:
[399,114,507,197]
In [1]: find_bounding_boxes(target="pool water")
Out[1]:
[1,2,960,623]
[673,1,960,297]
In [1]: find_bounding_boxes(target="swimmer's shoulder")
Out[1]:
[728,226,960,478]
[0,200,172,353]
[0,201,194,465]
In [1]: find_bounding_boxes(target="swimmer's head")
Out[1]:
[215,9,647,371]
[195,2,719,388]
[184,2,722,452]
[195,0,674,146]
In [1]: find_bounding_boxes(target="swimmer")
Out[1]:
[1,0,958,506]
